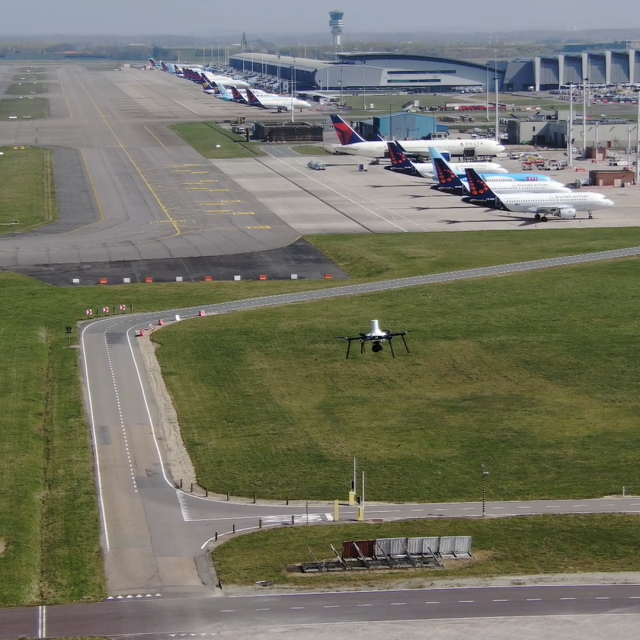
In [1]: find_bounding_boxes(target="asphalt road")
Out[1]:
[2,584,640,639]
[80,245,640,601]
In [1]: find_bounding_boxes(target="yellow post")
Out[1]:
[348,490,356,506]
[334,500,340,522]
[357,506,364,522]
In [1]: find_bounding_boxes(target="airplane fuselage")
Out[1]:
[335,139,505,158]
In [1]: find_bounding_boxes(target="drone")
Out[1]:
[336,320,411,359]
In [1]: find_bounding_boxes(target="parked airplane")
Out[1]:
[330,115,505,158]
[462,168,613,220]
[245,88,313,111]
[336,320,411,359]
[430,153,570,195]
[200,71,250,89]
[385,142,507,178]
[147,56,157,69]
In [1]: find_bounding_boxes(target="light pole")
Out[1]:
[362,62,366,110]
[494,51,500,144]
[485,63,490,122]
[290,60,296,123]
[568,84,574,167]
[582,77,589,157]
[389,103,393,140]
[636,90,640,184]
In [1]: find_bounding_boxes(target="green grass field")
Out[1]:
[0,272,341,607]
[0,147,56,234]
[290,144,333,156]
[154,255,640,502]
[6,82,47,95]
[171,122,267,158]
[214,515,640,588]
[308,229,640,279]
[0,97,49,120]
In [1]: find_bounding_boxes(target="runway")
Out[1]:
[0,64,300,268]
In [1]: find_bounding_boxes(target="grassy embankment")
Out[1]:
[214,515,640,588]
[153,229,640,502]
[0,97,49,119]
[6,82,47,95]
[0,273,344,608]
[0,147,56,234]
[170,122,267,159]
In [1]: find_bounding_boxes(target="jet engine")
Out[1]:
[559,208,577,219]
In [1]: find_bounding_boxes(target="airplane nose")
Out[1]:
[605,199,614,206]
[497,145,506,152]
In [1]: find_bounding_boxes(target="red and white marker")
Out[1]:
[103,307,110,314]
[86,309,93,317]
[120,305,126,312]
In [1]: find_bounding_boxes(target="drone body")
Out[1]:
[337,320,411,359]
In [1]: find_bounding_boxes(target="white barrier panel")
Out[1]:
[407,537,440,555]
[123,277,131,284]
[175,315,181,322]
[291,274,298,280]
[234,275,242,281]
[72,278,80,284]
[176,276,183,282]
[438,537,456,556]
[454,536,473,556]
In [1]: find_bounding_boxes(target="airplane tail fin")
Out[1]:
[387,141,415,170]
[230,86,247,103]
[245,88,264,107]
[464,168,498,200]
[431,149,464,189]
[147,56,157,67]
[160,61,168,72]
[330,115,367,146]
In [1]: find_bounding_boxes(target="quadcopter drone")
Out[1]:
[336,319,411,359]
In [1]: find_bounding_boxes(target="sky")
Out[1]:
[0,0,636,37]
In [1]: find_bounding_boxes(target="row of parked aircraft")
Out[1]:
[148,56,312,112]
[328,117,613,221]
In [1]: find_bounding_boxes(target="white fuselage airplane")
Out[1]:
[201,71,250,89]
[331,115,504,158]
[463,168,613,220]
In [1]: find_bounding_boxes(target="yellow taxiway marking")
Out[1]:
[198,180,218,183]
[200,201,242,206]
[209,189,230,192]
[144,125,166,148]
[247,225,270,230]
[191,171,209,174]
[188,187,209,190]
[153,219,188,224]
[75,75,182,236]
[233,212,255,215]
[182,164,202,167]
[205,210,232,213]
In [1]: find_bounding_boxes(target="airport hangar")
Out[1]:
[230,50,640,93]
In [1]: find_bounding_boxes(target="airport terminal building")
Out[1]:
[230,49,640,94]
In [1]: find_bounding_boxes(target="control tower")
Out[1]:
[329,10,344,47]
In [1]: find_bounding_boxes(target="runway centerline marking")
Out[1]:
[74,74,182,236]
